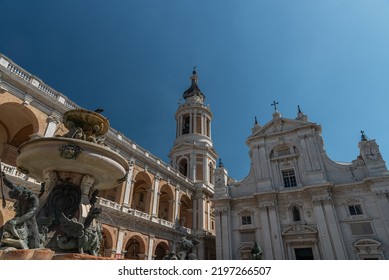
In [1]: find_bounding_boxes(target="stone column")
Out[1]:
[299,135,314,171]
[222,208,233,260]
[217,206,232,260]
[44,112,60,137]
[215,210,223,259]
[147,235,155,260]
[115,228,126,259]
[192,194,198,230]
[190,151,196,180]
[196,192,205,230]
[207,200,211,231]
[322,199,347,259]
[208,116,212,138]
[312,198,334,259]
[258,143,271,181]
[179,115,183,136]
[268,204,284,259]
[258,204,274,259]
[151,174,161,217]
[174,186,180,224]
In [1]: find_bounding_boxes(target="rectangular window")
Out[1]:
[242,215,252,225]
[350,222,374,235]
[349,204,363,216]
[282,169,297,188]
[240,231,255,242]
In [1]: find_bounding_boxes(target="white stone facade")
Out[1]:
[214,109,389,260]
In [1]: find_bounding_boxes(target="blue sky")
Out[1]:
[1,0,389,180]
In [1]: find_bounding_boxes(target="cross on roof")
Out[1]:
[271,100,279,111]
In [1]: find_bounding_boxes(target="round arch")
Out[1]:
[177,157,189,177]
[131,171,152,213]
[99,226,114,257]
[0,102,40,165]
[154,241,169,260]
[158,184,174,222]
[179,194,192,228]
[124,234,146,260]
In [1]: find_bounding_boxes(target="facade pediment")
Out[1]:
[248,117,320,143]
[282,224,318,236]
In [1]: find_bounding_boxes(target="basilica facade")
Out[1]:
[0,54,216,259]
[214,107,389,260]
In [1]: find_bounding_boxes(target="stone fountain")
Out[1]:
[0,109,129,259]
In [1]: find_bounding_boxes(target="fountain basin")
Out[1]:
[17,137,128,190]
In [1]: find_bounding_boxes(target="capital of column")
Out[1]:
[258,201,276,210]
[154,174,162,181]
[214,208,228,215]
[47,115,60,125]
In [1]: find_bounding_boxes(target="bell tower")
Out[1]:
[358,131,388,176]
[169,69,218,185]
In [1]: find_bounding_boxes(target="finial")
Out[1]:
[271,100,279,112]
[254,116,258,124]
[297,105,301,113]
[193,66,197,75]
[361,130,368,141]
[218,158,224,168]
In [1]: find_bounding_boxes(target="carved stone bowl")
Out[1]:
[63,109,110,136]
[17,137,129,190]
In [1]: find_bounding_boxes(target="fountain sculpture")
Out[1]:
[0,109,129,259]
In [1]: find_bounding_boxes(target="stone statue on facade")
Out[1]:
[251,241,262,260]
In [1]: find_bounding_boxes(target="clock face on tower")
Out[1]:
[365,148,379,161]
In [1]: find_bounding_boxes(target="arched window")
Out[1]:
[178,158,188,177]
[182,114,190,134]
